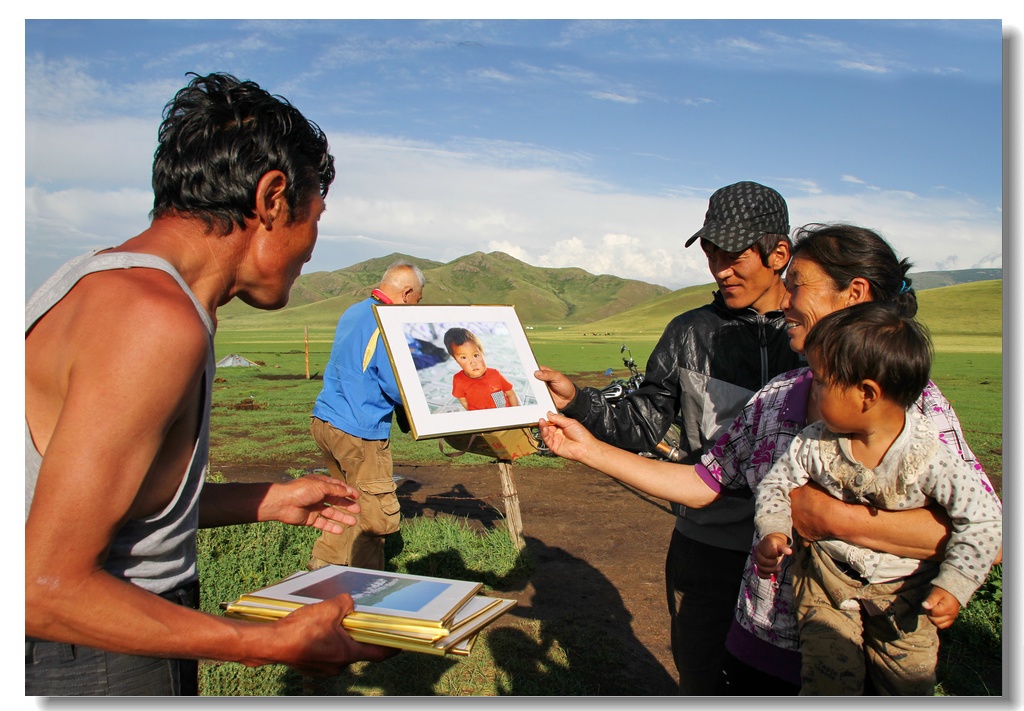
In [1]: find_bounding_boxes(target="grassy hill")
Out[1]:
[546,279,1002,349]
[915,279,1002,338]
[216,251,670,329]
[213,250,1001,345]
[556,282,717,335]
[909,268,1002,290]
[286,253,447,307]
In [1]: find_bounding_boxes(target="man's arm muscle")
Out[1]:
[26,272,214,652]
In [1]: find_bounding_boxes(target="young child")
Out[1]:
[443,327,520,411]
[753,302,1002,696]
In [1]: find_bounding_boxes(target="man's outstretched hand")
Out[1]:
[534,366,577,410]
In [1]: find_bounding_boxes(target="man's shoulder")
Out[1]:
[333,297,377,334]
[658,301,745,346]
[338,296,375,321]
[76,268,211,352]
[665,301,722,329]
[345,295,374,310]
[29,267,210,393]
[57,267,202,328]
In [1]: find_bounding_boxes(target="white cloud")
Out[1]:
[590,91,639,104]
[26,126,1002,296]
[837,59,890,74]
[720,37,764,53]
[780,178,824,196]
[786,190,1001,273]
[314,134,1001,284]
[27,118,157,188]
[25,185,154,295]
[472,67,517,83]
[26,55,179,121]
[26,186,153,251]
[293,132,719,289]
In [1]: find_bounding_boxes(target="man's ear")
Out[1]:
[254,170,288,230]
[769,240,791,273]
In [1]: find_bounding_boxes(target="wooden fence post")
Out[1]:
[496,460,526,551]
[304,326,310,380]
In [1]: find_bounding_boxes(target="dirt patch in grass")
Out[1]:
[226,400,267,411]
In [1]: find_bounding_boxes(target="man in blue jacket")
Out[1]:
[309,261,424,570]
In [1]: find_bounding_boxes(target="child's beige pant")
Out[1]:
[794,543,939,695]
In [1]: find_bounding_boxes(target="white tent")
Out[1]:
[216,354,259,368]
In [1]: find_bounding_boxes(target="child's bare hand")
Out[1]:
[921,586,961,629]
[754,533,792,579]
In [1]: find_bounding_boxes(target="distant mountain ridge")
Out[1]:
[907,268,1002,290]
[217,252,1001,329]
[217,250,671,327]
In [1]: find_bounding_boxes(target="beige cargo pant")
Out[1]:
[309,417,401,570]
[794,543,939,696]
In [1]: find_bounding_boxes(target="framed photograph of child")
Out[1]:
[373,304,557,439]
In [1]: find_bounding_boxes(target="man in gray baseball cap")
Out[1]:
[536,180,801,695]
[684,180,792,313]
[686,180,790,251]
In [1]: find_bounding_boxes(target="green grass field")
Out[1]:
[203,279,1002,696]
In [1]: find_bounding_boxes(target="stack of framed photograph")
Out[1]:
[222,565,516,656]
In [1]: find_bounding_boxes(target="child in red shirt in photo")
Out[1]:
[443,327,521,410]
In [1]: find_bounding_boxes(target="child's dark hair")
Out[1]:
[443,328,483,356]
[804,302,932,409]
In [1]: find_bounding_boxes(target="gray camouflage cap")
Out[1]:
[685,181,790,252]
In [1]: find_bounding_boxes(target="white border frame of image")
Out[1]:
[373,303,556,439]
[250,565,482,625]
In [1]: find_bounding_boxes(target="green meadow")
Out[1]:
[202,279,1002,696]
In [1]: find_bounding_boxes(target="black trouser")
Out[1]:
[664,529,748,695]
[26,580,200,696]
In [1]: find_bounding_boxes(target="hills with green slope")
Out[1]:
[215,251,1001,339]
[908,268,1002,291]
[571,279,1002,340]
[217,250,671,329]
[915,279,1002,337]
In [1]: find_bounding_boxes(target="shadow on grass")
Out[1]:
[396,478,506,532]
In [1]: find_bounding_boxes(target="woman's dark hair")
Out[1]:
[805,302,932,409]
[791,224,917,318]
[151,72,335,234]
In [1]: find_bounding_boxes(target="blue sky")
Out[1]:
[22,18,1011,296]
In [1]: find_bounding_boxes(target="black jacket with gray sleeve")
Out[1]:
[561,291,802,552]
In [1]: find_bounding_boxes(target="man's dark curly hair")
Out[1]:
[151,72,335,234]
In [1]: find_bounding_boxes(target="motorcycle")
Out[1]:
[600,344,683,463]
[597,343,645,403]
[534,343,683,462]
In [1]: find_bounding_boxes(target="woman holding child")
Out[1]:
[539,223,1001,695]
